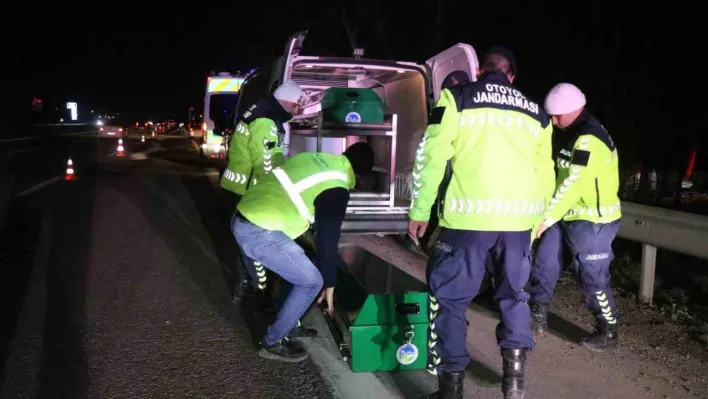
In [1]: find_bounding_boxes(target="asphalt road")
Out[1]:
[0,133,332,398]
[2,131,705,399]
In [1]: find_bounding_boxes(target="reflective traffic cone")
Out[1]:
[117,138,125,157]
[64,157,77,181]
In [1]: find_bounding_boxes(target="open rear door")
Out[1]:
[426,43,479,102]
[279,31,308,85]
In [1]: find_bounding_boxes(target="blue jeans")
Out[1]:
[529,220,620,324]
[231,215,323,345]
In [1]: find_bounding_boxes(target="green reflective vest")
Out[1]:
[237,152,355,239]
[408,73,556,232]
[543,111,621,226]
[220,118,284,195]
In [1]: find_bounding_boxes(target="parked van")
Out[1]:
[226,31,479,235]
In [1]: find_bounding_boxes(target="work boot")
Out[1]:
[581,320,618,352]
[529,301,549,335]
[258,337,308,363]
[233,278,257,302]
[424,371,464,399]
[501,348,526,399]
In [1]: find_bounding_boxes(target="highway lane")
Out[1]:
[2,133,704,398]
[0,134,332,398]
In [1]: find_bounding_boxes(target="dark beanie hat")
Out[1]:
[485,45,517,75]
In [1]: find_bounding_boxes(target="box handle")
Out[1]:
[346,91,361,98]
[396,303,420,316]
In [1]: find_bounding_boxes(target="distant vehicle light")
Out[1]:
[97,121,104,126]
[119,128,123,132]
[202,122,207,131]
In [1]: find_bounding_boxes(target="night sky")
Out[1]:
[3,0,700,157]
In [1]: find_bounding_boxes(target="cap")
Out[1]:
[273,80,304,103]
[544,83,587,115]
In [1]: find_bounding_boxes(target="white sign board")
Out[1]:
[66,102,78,121]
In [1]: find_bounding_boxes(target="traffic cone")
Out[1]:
[64,158,77,181]
[141,135,145,143]
[117,138,125,157]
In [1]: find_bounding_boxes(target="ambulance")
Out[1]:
[200,72,246,159]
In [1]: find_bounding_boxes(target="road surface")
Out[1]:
[1,131,706,398]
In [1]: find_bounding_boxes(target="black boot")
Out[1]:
[252,288,278,316]
[501,348,526,399]
[233,278,257,301]
[425,371,464,399]
[529,301,549,335]
[581,320,618,352]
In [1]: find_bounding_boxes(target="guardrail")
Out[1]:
[618,202,708,304]
[393,173,708,305]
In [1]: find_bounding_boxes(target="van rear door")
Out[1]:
[425,43,479,102]
[279,31,308,88]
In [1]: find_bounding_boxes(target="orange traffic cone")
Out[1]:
[64,158,77,181]
[117,138,125,157]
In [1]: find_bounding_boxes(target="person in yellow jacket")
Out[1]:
[231,143,374,362]
[408,46,555,399]
[529,83,622,352]
[220,80,304,300]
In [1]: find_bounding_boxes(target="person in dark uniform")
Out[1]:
[408,47,555,399]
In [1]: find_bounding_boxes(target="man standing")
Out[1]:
[220,80,304,300]
[529,83,622,352]
[232,142,374,362]
[408,46,555,399]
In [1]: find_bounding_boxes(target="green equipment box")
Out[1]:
[323,245,429,373]
[321,88,385,124]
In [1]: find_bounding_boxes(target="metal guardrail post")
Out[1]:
[639,244,657,304]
